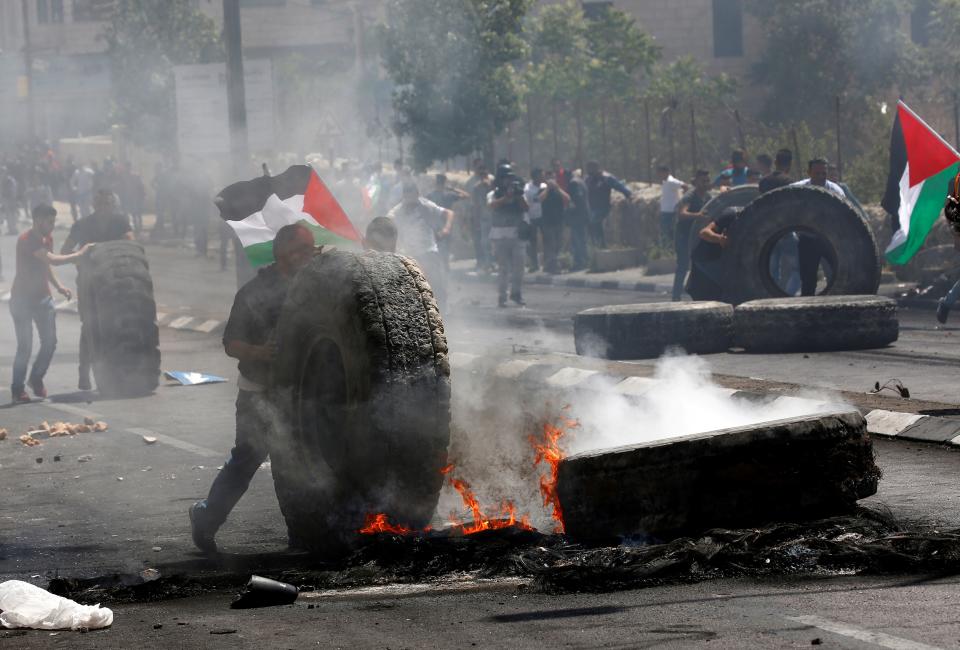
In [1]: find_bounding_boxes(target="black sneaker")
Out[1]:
[78,373,92,391]
[937,298,951,324]
[189,502,218,553]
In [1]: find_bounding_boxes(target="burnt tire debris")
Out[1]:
[556,411,880,540]
[573,301,734,360]
[77,240,161,398]
[270,250,451,555]
[733,295,899,353]
[47,508,960,603]
[721,185,881,305]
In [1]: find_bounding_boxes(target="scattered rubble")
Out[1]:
[10,420,108,447]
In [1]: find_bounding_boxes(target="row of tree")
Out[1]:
[100,0,960,203]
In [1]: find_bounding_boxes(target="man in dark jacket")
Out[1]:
[584,161,632,248]
[190,224,316,553]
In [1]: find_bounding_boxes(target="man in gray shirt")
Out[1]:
[387,182,454,308]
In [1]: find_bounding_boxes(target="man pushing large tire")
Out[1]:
[270,249,451,553]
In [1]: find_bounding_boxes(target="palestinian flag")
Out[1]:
[215,165,362,267]
[882,101,960,264]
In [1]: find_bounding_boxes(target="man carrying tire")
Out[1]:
[673,170,714,301]
[10,205,91,403]
[60,189,134,390]
[190,223,317,553]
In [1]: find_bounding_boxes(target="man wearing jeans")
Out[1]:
[10,204,89,403]
[190,224,317,553]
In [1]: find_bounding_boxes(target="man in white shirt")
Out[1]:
[523,168,547,271]
[657,164,687,247]
[790,157,844,295]
[70,164,95,218]
[387,182,454,308]
[790,158,845,198]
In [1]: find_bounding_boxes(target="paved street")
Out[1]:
[3,233,960,647]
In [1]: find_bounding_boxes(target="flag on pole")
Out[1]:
[215,165,362,267]
[881,100,960,265]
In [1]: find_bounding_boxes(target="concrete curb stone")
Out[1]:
[449,352,960,446]
[450,268,670,294]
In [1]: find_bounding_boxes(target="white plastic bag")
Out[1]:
[0,580,113,630]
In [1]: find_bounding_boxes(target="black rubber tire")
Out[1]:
[687,185,761,253]
[77,241,160,397]
[270,250,451,553]
[733,295,898,353]
[573,301,734,360]
[720,185,881,305]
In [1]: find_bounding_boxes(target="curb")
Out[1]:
[449,352,960,446]
[0,292,225,336]
[451,268,672,294]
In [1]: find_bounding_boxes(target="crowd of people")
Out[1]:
[664,147,861,303]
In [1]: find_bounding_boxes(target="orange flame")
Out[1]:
[446,474,533,534]
[530,413,577,533]
[358,512,412,535]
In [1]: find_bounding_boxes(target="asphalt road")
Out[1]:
[3,233,960,647]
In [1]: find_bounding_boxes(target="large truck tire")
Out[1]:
[270,250,451,553]
[77,241,160,398]
[721,185,881,305]
[573,301,734,359]
[733,295,898,353]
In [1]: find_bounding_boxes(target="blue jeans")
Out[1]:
[945,278,960,310]
[194,390,273,532]
[10,296,57,394]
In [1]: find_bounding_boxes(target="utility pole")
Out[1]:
[223,0,248,172]
[20,0,36,139]
[223,0,253,287]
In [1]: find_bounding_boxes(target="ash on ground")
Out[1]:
[49,508,960,604]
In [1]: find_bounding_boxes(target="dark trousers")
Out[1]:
[798,234,823,297]
[195,390,273,531]
[588,215,607,249]
[10,296,56,394]
[569,220,589,270]
[660,211,675,247]
[541,222,562,273]
[672,222,692,301]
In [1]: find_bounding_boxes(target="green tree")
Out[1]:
[381,0,531,169]
[102,0,222,154]
[749,0,926,128]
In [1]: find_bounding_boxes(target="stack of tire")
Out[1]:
[77,240,160,397]
[269,250,451,554]
[574,185,897,358]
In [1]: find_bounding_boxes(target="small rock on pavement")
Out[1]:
[116,476,124,481]
[78,454,93,463]
[53,455,60,462]
[153,624,162,630]
[152,546,162,552]
[142,435,157,445]
[210,629,237,635]
[35,458,42,464]
[811,639,822,646]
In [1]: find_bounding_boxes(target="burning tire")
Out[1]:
[270,250,451,553]
[573,301,734,359]
[733,295,898,353]
[721,185,881,304]
[77,240,160,397]
[557,411,880,540]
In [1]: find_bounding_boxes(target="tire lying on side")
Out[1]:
[573,301,734,360]
[77,240,160,397]
[270,250,451,553]
[721,185,881,305]
[733,295,899,353]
